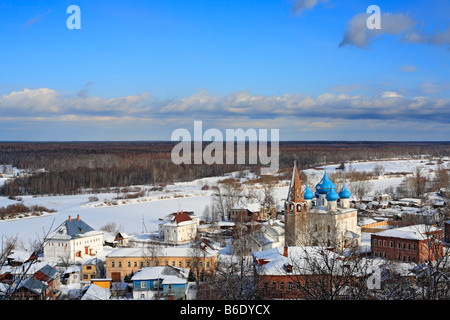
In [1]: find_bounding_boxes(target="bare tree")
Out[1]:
[211,180,243,221]
[350,179,373,203]
[259,175,276,217]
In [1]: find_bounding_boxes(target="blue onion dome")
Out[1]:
[326,187,339,201]
[304,182,314,200]
[339,181,351,199]
[315,169,336,194]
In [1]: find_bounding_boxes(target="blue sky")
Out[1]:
[0,0,449,141]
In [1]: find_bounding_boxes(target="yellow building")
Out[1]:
[106,245,217,282]
[91,278,112,289]
[81,258,105,282]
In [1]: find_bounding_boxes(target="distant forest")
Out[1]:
[0,141,449,197]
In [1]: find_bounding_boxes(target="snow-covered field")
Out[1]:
[0,158,447,246]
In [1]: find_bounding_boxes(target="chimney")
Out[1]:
[77,214,80,221]
[283,246,288,258]
[68,215,71,222]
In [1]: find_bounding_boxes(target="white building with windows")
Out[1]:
[158,211,200,244]
[44,215,104,261]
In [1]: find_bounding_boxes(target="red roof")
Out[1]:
[172,211,193,224]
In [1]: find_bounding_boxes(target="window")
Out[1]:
[272,282,276,290]
[280,282,284,291]
[134,261,137,267]
[296,281,301,290]
[288,282,293,290]
[118,261,122,268]
[141,281,146,288]
[398,242,402,249]
[111,261,115,267]
[390,241,393,248]
[179,261,182,267]
[374,239,378,246]
[128,261,131,267]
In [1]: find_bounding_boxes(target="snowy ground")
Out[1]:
[0,158,448,247]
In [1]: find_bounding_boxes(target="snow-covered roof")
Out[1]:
[106,246,217,258]
[373,224,441,240]
[253,246,342,276]
[46,216,103,241]
[7,250,33,263]
[81,284,111,300]
[162,275,187,285]
[231,203,262,212]
[131,266,189,282]
[64,265,81,274]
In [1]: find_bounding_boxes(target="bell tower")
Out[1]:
[285,161,308,246]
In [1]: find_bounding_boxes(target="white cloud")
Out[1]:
[340,11,450,49]
[1,87,449,129]
[291,0,329,15]
[340,12,417,48]
[381,91,404,98]
[0,88,152,116]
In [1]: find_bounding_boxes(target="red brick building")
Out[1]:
[252,246,357,299]
[371,224,443,263]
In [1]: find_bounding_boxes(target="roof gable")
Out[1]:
[65,219,95,236]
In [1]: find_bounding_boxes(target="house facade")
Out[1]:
[131,266,189,300]
[229,203,269,223]
[106,246,217,282]
[44,215,103,261]
[371,224,443,263]
[13,264,60,300]
[159,211,200,244]
[82,258,105,282]
[252,246,354,299]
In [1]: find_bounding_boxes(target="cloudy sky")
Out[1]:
[0,0,449,141]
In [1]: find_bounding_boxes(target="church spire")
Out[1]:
[287,161,304,203]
